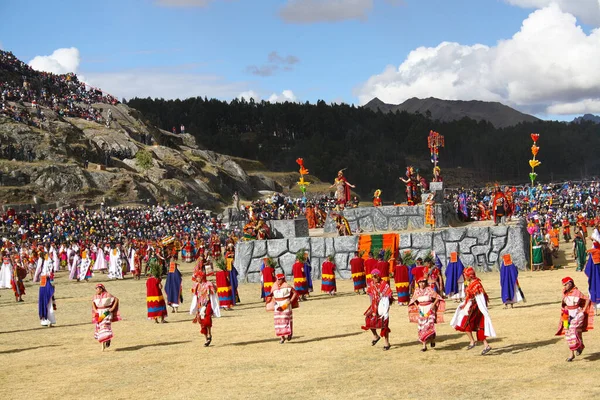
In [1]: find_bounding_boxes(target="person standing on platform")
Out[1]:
[350,251,366,294]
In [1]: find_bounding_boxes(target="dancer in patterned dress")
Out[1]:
[92,284,120,351]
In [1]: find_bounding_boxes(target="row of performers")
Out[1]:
[0,234,237,288]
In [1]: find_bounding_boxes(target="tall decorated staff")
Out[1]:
[427,130,445,180]
[529,133,541,186]
[296,158,311,201]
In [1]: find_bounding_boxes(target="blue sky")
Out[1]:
[1,0,600,119]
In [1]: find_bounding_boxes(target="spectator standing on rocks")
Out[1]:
[180,124,185,134]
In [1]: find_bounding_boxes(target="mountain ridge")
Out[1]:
[363,96,540,128]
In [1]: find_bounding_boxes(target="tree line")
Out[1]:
[126,96,600,201]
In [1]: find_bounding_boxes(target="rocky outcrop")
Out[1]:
[0,101,268,208]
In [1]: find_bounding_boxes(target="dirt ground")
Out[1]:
[1,239,599,400]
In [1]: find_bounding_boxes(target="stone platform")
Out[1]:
[234,220,530,283]
[323,203,457,234]
[267,218,309,238]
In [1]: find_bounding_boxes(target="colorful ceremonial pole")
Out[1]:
[427,130,445,170]
[529,133,541,186]
[296,158,310,201]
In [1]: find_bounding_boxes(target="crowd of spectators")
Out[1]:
[0,50,118,127]
[237,193,342,221]
[0,203,237,244]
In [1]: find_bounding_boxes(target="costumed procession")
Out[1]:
[2,128,599,367]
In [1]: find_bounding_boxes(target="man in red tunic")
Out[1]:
[321,256,337,295]
[376,254,390,283]
[393,256,410,305]
[292,254,309,301]
[261,258,276,301]
[350,251,366,294]
[364,252,377,286]
[361,269,393,350]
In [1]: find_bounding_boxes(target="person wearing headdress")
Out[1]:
[329,169,355,208]
[393,255,409,304]
[261,257,276,300]
[408,269,445,352]
[79,248,93,282]
[427,256,444,295]
[424,193,436,230]
[225,243,240,303]
[450,267,495,355]
[373,190,382,207]
[362,269,393,350]
[292,251,309,301]
[399,166,419,206]
[499,254,525,309]
[350,251,366,294]
[432,166,443,183]
[444,252,465,302]
[332,213,352,236]
[146,258,168,323]
[215,257,235,310]
[556,277,593,362]
[584,247,600,309]
[0,251,13,289]
[165,260,183,313]
[321,255,337,295]
[38,250,57,327]
[92,283,120,351]
[10,252,26,302]
[491,185,507,226]
[108,243,123,280]
[190,271,220,347]
[268,272,298,344]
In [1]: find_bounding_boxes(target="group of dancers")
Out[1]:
[3,235,600,362]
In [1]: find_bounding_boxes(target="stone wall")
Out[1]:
[323,203,458,234]
[268,218,309,238]
[234,220,530,283]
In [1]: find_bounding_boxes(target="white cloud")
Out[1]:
[355,5,600,115]
[505,0,600,26]
[83,70,249,101]
[279,0,374,23]
[547,99,600,115]
[268,90,297,103]
[237,90,261,101]
[28,47,81,74]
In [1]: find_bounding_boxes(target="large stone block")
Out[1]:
[380,206,398,216]
[325,238,335,257]
[433,232,445,257]
[234,241,254,278]
[389,217,409,231]
[459,237,477,253]
[278,252,296,276]
[323,215,337,233]
[267,239,288,258]
[446,242,459,255]
[490,225,509,237]
[252,241,266,258]
[467,226,490,245]
[358,216,374,232]
[408,216,424,229]
[288,237,310,254]
[246,258,264,283]
[310,257,322,278]
[412,232,433,248]
[348,220,359,232]
[502,223,529,270]
[268,219,309,238]
[443,228,466,242]
[398,233,411,248]
[373,210,389,231]
[471,245,489,257]
[462,254,475,267]
[333,236,359,253]
[311,237,326,257]
[491,236,507,253]
[335,253,351,279]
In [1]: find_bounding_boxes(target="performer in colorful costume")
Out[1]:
[92,284,120,351]
[190,271,220,347]
[556,277,593,362]
[450,267,495,355]
[500,255,525,308]
[373,189,382,207]
[362,269,394,351]
[393,255,409,304]
[349,251,366,294]
[146,260,168,323]
[330,169,355,208]
[292,252,309,300]
[165,260,183,313]
[321,255,337,295]
[268,273,298,344]
[409,270,445,352]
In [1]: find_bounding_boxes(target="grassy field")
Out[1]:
[1,241,599,400]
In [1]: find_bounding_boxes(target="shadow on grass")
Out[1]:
[0,322,90,335]
[510,301,559,309]
[292,331,363,344]
[226,336,304,347]
[390,333,466,351]
[485,337,561,356]
[115,340,192,352]
[582,352,600,362]
[0,344,61,354]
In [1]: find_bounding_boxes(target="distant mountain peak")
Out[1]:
[572,114,600,124]
[362,97,539,128]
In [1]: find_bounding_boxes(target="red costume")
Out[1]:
[393,262,410,303]
[292,260,309,295]
[364,256,377,285]
[321,259,337,294]
[350,256,366,292]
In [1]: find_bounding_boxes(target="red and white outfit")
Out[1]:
[555,281,594,353]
